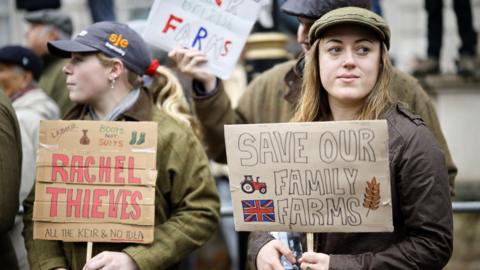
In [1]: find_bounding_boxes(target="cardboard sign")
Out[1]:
[225,121,393,233]
[142,0,262,80]
[33,120,158,243]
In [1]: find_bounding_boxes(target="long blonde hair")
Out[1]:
[292,38,393,122]
[95,53,203,139]
[149,65,203,139]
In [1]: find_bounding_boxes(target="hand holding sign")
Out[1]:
[257,239,296,270]
[169,48,217,92]
[83,251,139,270]
[143,0,262,80]
[297,252,330,270]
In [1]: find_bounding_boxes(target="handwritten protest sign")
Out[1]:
[33,120,158,243]
[142,0,262,80]
[225,121,393,233]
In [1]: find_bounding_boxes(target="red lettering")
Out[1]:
[46,187,66,217]
[162,14,184,33]
[115,156,125,183]
[221,40,232,56]
[66,188,82,218]
[91,189,107,218]
[82,189,91,218]
[128,157,140,184]
[121,190,131,220]
[51,154,68,182]
[130,191,142,220]
[99,157,111,183]
[84,156,96,183]
[71,155,84,183]
[108,189,123,218]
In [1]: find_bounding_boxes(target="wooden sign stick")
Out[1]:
[86,242,93,262]
[307,232,314,252]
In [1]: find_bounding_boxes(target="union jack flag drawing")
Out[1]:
[242,200,275,222]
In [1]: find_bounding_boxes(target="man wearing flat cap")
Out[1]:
[25,9,74,116]
[0,45,59,270]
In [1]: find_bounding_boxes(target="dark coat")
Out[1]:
[0,90,22,270]
[247,104,453,269]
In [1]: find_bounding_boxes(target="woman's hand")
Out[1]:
[82,251,139,270]
[256,239,296,270]
[298,252,330,270]
[168,48,217,93]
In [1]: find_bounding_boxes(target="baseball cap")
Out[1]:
[309,7,390,49]
[47,21,152,76]
[25,9,73,37]
[0,45,43,81]
[281,0,371,20]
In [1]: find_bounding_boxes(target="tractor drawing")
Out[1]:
[241,175,267,194]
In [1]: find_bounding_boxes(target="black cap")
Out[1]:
[48,21,151,76]
[281,0,371,20]
[0,45,43,81]
[25,9,73,37]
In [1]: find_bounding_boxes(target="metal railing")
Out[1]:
[452,201,480,213]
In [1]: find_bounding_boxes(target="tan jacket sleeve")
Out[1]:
[391,69,457,196]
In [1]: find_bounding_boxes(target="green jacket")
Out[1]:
[39,54,74,117]
[23,89,220,270]
[194,59,457,196]
[0,90,22,269]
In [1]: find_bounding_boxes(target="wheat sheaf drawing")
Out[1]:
[363,177,381,217]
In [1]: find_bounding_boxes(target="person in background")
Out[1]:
[0,85,23,270]
[22,21,220,270]
[0,45,59,270]
[25,9,74,116]
[250,7,453,269]
[88,0,116,22]
[170,0,457,196]
[412,0,478,77]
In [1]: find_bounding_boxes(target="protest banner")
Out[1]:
[225,121,393,233]
[142,0,262,80]
[33,120,158,243]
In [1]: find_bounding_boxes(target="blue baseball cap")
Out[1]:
[48,21,151,75]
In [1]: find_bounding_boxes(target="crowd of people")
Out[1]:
[1,0,472,269]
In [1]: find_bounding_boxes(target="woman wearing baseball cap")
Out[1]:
[22,21,219,270]
[249,7,453,270]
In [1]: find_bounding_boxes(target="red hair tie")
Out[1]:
[144,59,160,76]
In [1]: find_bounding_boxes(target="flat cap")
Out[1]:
[0,45,43,81]
[309,7,390,49]
[25,9,73,37]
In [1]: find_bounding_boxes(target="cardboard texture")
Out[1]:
[225,121,393,233]
[34,120,158,243]
[34,222,154,243]
[142,0,262,80]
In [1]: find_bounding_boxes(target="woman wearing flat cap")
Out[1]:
[248,7,453,270]
[22,21,220,270]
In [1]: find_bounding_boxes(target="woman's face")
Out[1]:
[63,53,110,104]
[318,24,381,107]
